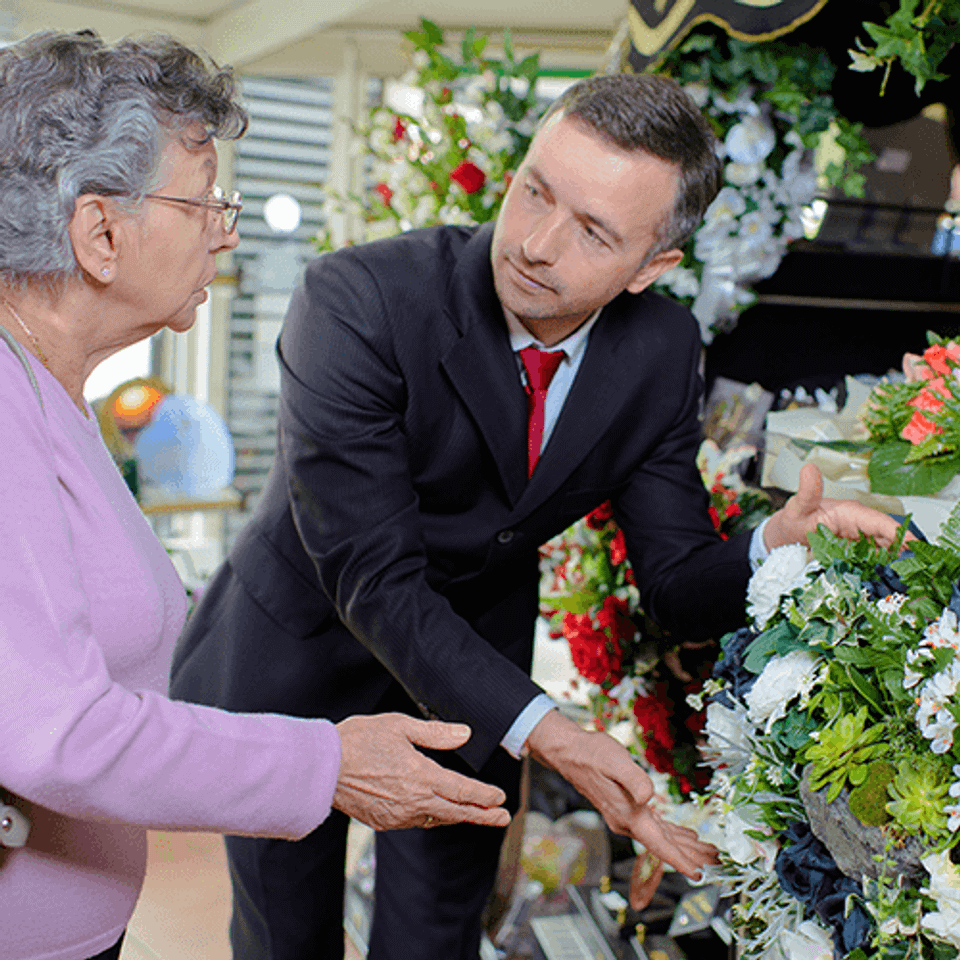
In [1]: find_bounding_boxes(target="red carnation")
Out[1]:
[375,182,393,205]
[724,501,742,519]
[708,505,721,531]
[632,693,675,751]
[564,611,624,686]
[450,161,486,194]
[586,501,613,529]
[392,117,406,143]
[609,529,627,566]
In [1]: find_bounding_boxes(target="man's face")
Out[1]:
[490,114,683,343]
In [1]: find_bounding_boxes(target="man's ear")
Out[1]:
[625,248,684,295]
[68,195,120,283]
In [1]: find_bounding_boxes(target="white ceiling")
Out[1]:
[11,0,624,75]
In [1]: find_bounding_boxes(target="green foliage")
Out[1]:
[805,705,890,803]
[869,441,960,496]
[807,521,909,577]
[850,0,960,95]
[316,18,542,252]
[848,760,897,826]
[660,33,873,197]
[887,757,951,838]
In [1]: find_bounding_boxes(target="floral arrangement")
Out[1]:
[700,506,960,960]
[653,33,874,343]
[850,0,960,95]
[538,440,774,798]
[862,333,960,496]
[315,18,541,251]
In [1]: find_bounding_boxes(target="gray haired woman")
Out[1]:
[0,31,507,960]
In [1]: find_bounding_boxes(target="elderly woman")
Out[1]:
[0,30,508,960]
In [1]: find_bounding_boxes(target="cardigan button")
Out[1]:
[497,530,514,544]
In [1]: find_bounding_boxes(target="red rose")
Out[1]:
[724,501,742,519]
[450,161,486,195]
[586,501,613,529]
[609,529,627,566]
[392,117,406,143]
[596,595,634,647]
[375,182,393,205]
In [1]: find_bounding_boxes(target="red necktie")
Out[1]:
[519,346,565,477]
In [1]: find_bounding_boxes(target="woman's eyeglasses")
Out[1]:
[143,185,243,233]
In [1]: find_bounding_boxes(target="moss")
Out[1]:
[848,760,897,827]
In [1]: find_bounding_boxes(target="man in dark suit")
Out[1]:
[171,74,898,960]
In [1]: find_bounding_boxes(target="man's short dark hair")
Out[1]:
[541,73,722,253]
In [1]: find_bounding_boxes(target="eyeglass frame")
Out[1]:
[142,185,243,233]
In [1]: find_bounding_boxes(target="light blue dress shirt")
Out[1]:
[498,310,770,759]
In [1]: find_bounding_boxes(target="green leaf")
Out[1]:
[420,18,444,47]
[516,54,540,82]
[743,621,798,674]
[869,441,960,495]
[503,28,514,64]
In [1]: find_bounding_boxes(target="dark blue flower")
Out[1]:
[774,822,872,958]
[711,627,757,705]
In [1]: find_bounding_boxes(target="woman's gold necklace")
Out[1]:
[2,298,49,367]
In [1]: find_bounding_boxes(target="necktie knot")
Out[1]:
[519,346,564,394]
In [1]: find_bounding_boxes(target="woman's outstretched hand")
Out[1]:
[333,713,510,831]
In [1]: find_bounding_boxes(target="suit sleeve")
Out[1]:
[612,323,752,642]
[277,253,543,771]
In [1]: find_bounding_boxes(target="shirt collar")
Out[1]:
[504,307,602,367]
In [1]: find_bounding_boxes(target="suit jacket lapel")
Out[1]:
[440,224,529,507]
[514,296,638,515]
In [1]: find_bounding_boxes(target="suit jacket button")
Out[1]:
[497,530,514,544]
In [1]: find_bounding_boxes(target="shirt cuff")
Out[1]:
[749,516,772,571]
[501,693,558,760]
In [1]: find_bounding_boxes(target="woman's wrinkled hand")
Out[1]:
[332,713,510,831]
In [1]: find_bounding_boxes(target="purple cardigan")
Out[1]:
[0,347,341,960]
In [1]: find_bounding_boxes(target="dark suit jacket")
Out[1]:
[170,223,751,774]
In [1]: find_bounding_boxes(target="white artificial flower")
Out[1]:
[779,918,834,960]
[412,50,430,69]
[747,544,816,629]
[705,699,755,754]
[703,186,747,225]
[737,211,775,253]
[746,650,821,733]
[718,804,779,868]
[712,90,758,115]
[725,162,764,187]
[922,851,960,947]
[656,264,699,299]
[924,609,960,650]
[682,82,710,108]
[607,674,640,706]
[725,116,777,165]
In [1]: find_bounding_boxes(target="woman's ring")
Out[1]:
[424,815,435,827]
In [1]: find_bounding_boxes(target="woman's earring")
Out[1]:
[101,267,110,278]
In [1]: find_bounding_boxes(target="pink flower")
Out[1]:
[902,410,943,445]
[910,389,945,414]
[924,345,953,377]
[450,161,486,194]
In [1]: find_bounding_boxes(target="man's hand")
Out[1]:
[333,714,511,831]
[763,463,904,552]
[525,710,717,907]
